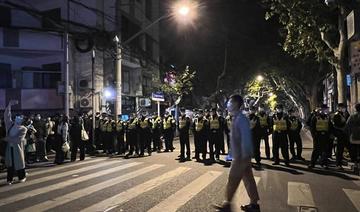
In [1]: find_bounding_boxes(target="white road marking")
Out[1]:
[343,189,360,212]
[19,164,163,212]
[81,167,191,212]
[148,171,223,212]
[0,162,141,206]
[287,182,315,207]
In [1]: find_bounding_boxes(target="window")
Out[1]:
[145,0,152,20]
[42,8,61,29]
[3,28,19,47]
[0,6,11,27]
[22,63,61,89]
[122,70,130,93]
[121,16,141,48]
[145,34,154,59]
[0,63,12,88]
[143,76,152,88]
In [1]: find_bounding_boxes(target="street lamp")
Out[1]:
[256,75,264,82]
[113,0,198,121]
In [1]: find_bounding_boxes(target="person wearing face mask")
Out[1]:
[178,108,191,161]
[257,104,271,160]
[248,106,261,166]
[3,100,28,184]
[55,115,69,164]
[271,104,290,166]
[214,95,260,212]
[139,111,152,157]
[309,104,333,169]
[288,109,304,161]
[33,114,48,162]
[208,108,224,162]
[125,114,140,158]
[332,103,350,168]
[163,112,176,152]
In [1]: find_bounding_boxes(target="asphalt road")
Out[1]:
[0,130,359,212]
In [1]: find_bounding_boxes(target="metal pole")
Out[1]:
[91,49,96,147]
[114,36,122,121]
[157,101,160,116]
[64,0,70,117]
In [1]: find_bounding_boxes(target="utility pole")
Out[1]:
[114,35,122,121]
[91,49,96,148]
[64,0,70,117]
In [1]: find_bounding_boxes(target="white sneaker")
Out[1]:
[19,178,26,183]
[7,181,13,185]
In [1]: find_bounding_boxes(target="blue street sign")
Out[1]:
[152,92,165,102]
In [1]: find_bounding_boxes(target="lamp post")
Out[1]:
[113,1,197,121]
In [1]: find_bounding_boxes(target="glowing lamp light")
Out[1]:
[178,6,190,16]
[256,75,264,82]
[103,88,114,99]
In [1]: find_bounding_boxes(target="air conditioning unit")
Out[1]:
[78,78,90,90]
[139,98,151,107]
[80,96,92,108]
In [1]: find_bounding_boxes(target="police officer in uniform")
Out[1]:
[116,117,125,155]
[248,106,261,166]
[99,114,108,152]
[332,103,350,168]
[193,110,208,161]
[271,104,290,166]
[139,111,152,157]
[258,104,271,159]
[209,108,223,161]
[105,116,116,155]
[163,112,175,152]
[309,104,333,168]
[288,109,304,161]
[125,114,139,158]
[151,114,162,153]
[178,108,191,161]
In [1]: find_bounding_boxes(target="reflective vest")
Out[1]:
[106,121,113,132]
[273,117,287,131]
[316,117,329,132]
[152,117,161,129]
[128,119,137,130]
[116,121,123,132]
[259,116,268,127]
[100,120,107,132]
[195,119,205,132]
[179,117,187,129]
[163,117,174,130]
[140,118,149,129]
[95,119,100,128]
[290,119,299,131]
[210,116,220,130]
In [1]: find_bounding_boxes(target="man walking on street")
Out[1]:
[214,94,260,212]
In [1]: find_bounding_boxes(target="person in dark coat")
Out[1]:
[70,116,85,161]
[54,115,69,164]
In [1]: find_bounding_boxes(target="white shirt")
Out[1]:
[230,110,253,160]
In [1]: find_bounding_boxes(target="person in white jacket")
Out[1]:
[4,100,27,185]
[214,95,260,212]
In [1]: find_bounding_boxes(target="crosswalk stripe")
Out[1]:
[0,158,107,179]
[287,182,315,207]
[148,171,223,212]
[19,164,165,212]
[81,166,191,212]
[233,176,261,212]
[343,189,360,211]
[0,162,142,207]
[0,160,121,192]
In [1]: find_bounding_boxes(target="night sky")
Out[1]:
[161,0,282,96]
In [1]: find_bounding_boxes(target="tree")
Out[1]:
[262,0,357,104]
[161,66,196,107]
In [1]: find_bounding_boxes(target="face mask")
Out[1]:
[15,116,23,125]
[341,108,346,113]
[36,116,41,121]
[210,112,214,116]
[276,109,282,113]
[250,110,255,114]
[259,108,264,112]
[226,100,238,114]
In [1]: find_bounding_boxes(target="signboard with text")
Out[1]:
[151,92,165,102]
[351,40,360,74]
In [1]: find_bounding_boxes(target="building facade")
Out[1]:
[0,0,160,115]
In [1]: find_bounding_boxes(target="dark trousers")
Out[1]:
[164,129,174,151]
[259,131,270,158]
[128,131,139,155]
[54,134,65,164]
[179,132,190,158]
[139,130,151,155]
[209,131,221,159]
[104,132,115,154]
[94,128,101,149]
[289,131,302,158]
[116,133,125,154]
[71,139,85,161]
[272,132,289,163]
[219,132,225,154]
[194,132,205,159]
[152,131,161,151]
[335,131,350,165]
[226,132,230,153]
[7,147,26,182]
[252,134,261,163]
[36,137,47,160]
[311,133,329,166]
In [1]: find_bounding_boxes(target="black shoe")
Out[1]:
[285,162,290,167]
[213,203,232,212]
[290,157,296,161]
[186,156,191,161]
[240,203,260,212]
[298,156,306,161]
[164,149,169,152]
[272,162,279,165]
[308,164,314,169]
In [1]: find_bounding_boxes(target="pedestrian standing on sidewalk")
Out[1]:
[214,95,260,212]
[55,115,69,165]
[345,103,360,174]
[3,100,28,185]
[70,116,85,161]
